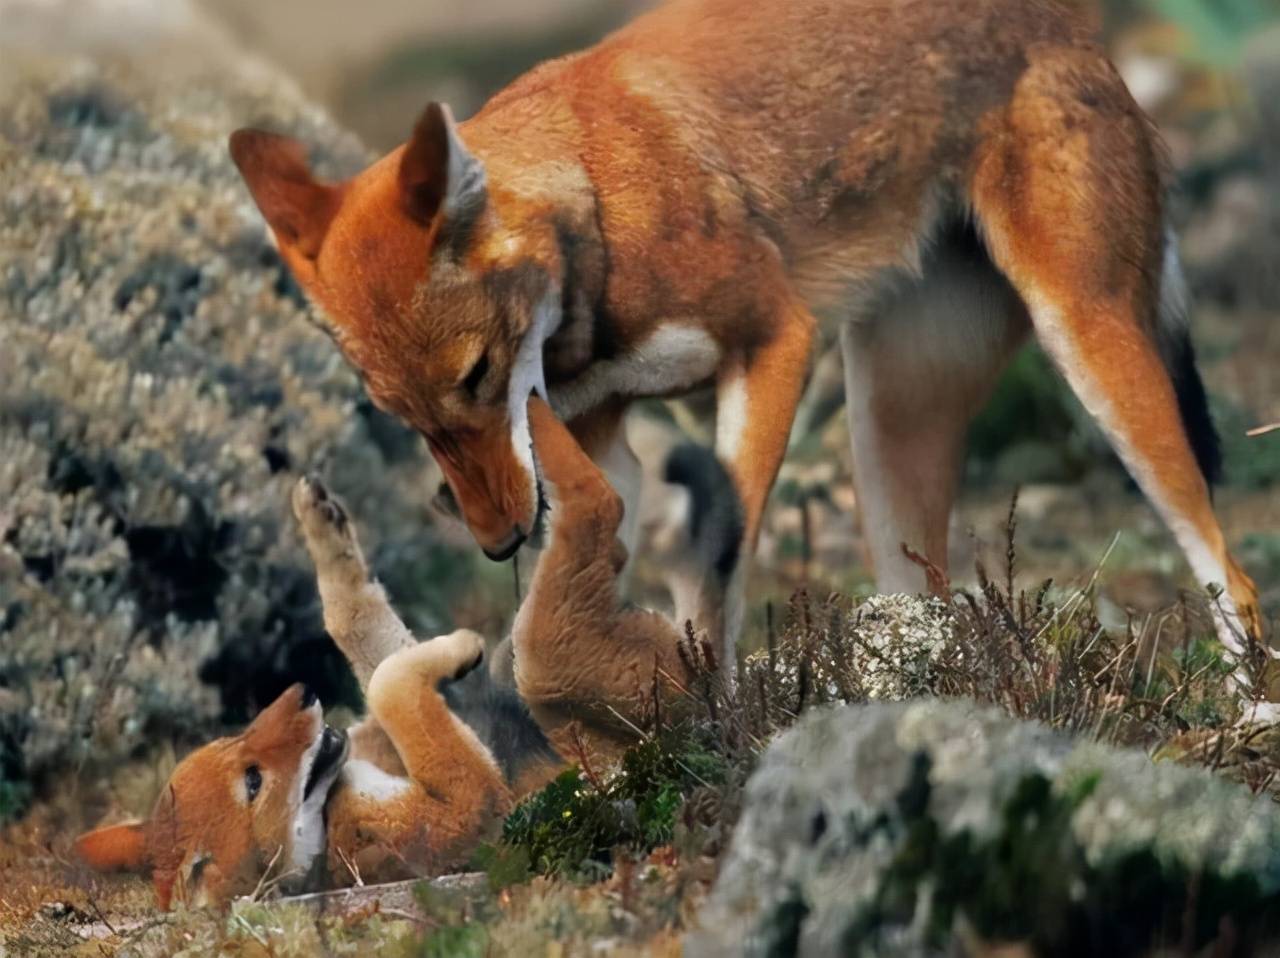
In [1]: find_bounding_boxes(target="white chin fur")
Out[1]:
[283,730,345,888]
[507,288,561,520]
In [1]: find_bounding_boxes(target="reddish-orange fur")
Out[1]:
[77,684,347,908]
[230,0,1262,662]
[77,399,704,908]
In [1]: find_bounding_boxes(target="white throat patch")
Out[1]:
[284,731,342,886]
[341,759,412,802]
[507,288,562,498]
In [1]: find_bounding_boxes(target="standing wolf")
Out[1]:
[230,0,1262,672]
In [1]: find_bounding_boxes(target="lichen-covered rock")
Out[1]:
[0,0,481,803]
[742,595,953,723]
[689,701,1280,957]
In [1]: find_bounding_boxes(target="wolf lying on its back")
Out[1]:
[75,399,739,908]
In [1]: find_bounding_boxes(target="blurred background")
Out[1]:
[1,0,1277,840]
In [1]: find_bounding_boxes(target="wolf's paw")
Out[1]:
[433,628,487,681]
[292,475,363,571]
[374,630,486,689]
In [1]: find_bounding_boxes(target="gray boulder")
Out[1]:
[689,700,1280,957]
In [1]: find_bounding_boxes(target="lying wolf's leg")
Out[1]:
[361,631,513,859]
[292,476,415,692]
[513,398,699,755]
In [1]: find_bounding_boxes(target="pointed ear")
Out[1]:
[228,129,343,259]
[75,821,150,873]
[399,102,487,225]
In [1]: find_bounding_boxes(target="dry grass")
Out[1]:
[4,496,1278,956]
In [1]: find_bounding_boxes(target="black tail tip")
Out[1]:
[1168,333,1223,487]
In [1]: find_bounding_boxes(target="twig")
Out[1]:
[568,723,606,792]
[1246,422,1279,438]
[902,542,949,595]
[248,844,289,902]
[1032,531,1122,643]
[335,844,364,888]
[86,896,117,936]
[232,913,269,947]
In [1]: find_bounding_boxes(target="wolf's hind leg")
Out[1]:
[969,47,1262,656]
[365,631,512,853]
[292,476,415,691]
[514,399,700,753]
[841,226,1028,593]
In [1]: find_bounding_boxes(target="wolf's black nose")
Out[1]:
[300,685,319,709]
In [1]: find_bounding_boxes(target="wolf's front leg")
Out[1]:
[292,476,415,692]
[714,294,817,675]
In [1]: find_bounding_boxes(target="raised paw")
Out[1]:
[381,629,486,683]
[292,475,365,574]
[435,628,487,681]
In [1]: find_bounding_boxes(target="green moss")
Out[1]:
[840,758,1279,956]
[468,843,533,893]
[497,725,725,881]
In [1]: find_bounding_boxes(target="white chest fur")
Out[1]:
[550,323,721,422]
[340,759,413,803]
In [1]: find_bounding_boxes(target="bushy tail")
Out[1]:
[1158,233,1222,486]
[662,443,745,586]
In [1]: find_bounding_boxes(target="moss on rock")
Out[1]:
[690,700,1280,957]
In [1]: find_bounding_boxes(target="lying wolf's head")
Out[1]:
[230,104,564,560]
[76,684,347,907]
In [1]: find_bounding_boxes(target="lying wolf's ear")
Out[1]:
[399,102,487,226]
[75,820,150,873]
[228,130,343,259]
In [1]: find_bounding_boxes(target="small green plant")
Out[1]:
[498,725,725,881]
[419,924,488,958]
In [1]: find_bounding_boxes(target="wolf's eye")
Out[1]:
[245,765,262,803]
[461,352,490,396]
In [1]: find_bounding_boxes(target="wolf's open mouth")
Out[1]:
[303,726,347,800]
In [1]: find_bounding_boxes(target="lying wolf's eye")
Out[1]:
[245,765,262,802]
[461,352,490,396]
